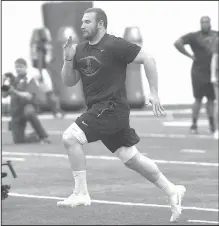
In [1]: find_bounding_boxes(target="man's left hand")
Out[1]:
[148,92,165,116]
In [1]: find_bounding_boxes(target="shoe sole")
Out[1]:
[170,185,186,223]
[57,200,91,208]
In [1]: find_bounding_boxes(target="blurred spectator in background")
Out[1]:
[211,37,219,139]
[30,28,63,118]
[32,67,63,118]
[2,58,51,144]
[174,16,218,135]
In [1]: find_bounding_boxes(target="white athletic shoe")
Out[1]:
[57,192,91,208]
[213,130,218,140]
[169,185,186,222]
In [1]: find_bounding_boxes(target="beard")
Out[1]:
[82,27,98,41]
[201,26,211,34]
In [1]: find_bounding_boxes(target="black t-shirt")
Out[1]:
[180,30,218,82]
[74,33,141,108]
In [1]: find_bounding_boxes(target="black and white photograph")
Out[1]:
[1,1,218,225]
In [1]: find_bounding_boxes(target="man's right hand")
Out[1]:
[63,36,77,61]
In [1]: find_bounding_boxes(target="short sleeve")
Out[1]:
[112,37,141,64]
[27,78,40,95]
[180,32,195,45]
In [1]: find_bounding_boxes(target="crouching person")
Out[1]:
[2,58,51,144]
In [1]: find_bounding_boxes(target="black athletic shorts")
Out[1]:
[192,79,215,100]
[191,66,215,100]
[75,99,140,153]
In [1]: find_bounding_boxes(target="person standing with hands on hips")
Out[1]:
[174,16,218,135]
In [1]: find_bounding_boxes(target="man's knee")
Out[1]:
[62,122,88,148]
[194,98,202,103]
[24,104,36,117]
[114,146,139,164]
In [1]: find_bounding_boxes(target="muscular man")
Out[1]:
[174,16,218,134]
[57,8,186,223]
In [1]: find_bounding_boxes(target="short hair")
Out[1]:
[200,16,211,22]
[14,58,27,66]
[84,8,108,29]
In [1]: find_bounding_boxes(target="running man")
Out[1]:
[57,8,186,223]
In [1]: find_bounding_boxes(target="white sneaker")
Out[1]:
[169,185,186,222]
[213,130,218,140]
[57,192,91,208]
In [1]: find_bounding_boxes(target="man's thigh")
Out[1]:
[101,127,140,153]
[204,83,216,101]
[75,100,130,144]
[192,79,205,99]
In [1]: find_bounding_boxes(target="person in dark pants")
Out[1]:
[57,8,186,223]
[174,16,218,134]
[2,58,51,144]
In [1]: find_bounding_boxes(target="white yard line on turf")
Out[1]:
[139,133,214,139]
[188,220,219,224]
[8,192,218,213]
[1,108,206,122]
[2,152,218,167]
[2,157,26,161]
[180,149,206,154]
[2,129,215,140]
[163,120,208,127]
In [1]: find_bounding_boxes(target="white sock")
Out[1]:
[154,173,176,196]
[72,170,88,195]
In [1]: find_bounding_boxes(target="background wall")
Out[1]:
[2,1,218,105]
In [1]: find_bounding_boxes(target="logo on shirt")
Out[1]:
[82,121,88,126]
[78,56,101,77]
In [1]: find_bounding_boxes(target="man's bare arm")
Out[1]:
[174,38,195,60]
[211,52,218,83]
[132,48,158,93]
[61,60,80,87]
